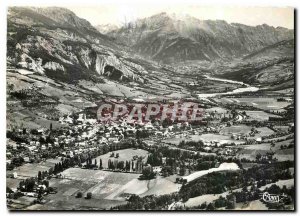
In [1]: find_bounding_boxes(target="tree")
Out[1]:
[43,180,49,188]
[140,166,155,180]
[125,161,130,171]
[108,159,112,169]
[199,202,207,209]
[38,171,42,180]
[271,141,275,148]
[6,187,13,193]
[49,167,53,176]
[76,192,83,198]
[99,159,103,169]
[215,196,227,208]
[50,123,53,131]
[256,153,262,162]
[206,202,215,210]
[226,194,236,209]
[179,167,185,176]
[86,192,92,199]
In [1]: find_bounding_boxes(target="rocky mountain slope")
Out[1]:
[216,39,294,87]
[7,7,159,83]
[107,13,294,64]
[7,7,188,130]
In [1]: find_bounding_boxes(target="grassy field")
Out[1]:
[6,178,22,190]
[162,133,244,146]
[89,148,149,169]
[206,107,228,114]
[216,97,291,111]
[235,200,268,210]
[42,173,130,210]
[185,193,220,207]
[194,134,244,145]
[274,148,294,161]
[236,138,294,162]
[78,79,147,98]
[264,134,294,142]
[37,167,181,210]
[244,111,282,121]
[7,109,66,130]
[221,125,274,138]
[220,124,252,135]
[60,168,180,200]
[259,178,294,190]
[7,164,51,179]
[7,158,61,179]
[162,137,185,145]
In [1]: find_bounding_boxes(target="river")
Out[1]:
[198,75,259,98]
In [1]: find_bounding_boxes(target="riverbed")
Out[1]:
[198,75,259,98]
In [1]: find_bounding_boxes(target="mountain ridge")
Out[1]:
[106,12,294,63]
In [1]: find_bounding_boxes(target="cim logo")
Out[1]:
[260,192,287,203]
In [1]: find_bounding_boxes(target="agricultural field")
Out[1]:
[243,111,282,121]
[37,167,181,210]
[6,178,22,190]
[264,134,294,142]
[185,193,221,208]
[89,148,149,169]
[60,168,181,200]
[193,134,244,145]
[274,125,290,133]
[7,108,66,130]
[162,133,244,146]
[162,137,185,145]
[235,138,294,161]
[220,125,275,138]
[234,200,268,210]
[215,97,292,111]
[274,148,294,161]
[206,107,228,114]
[220,124,252,135]
[7,158,61,179]
[7,163,51,179]
[78,79,147,98]
[259,179,294,190]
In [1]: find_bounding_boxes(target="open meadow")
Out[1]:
[37,167,181,210]
[88,148,149,169]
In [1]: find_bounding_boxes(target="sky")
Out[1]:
[66,5,294,29]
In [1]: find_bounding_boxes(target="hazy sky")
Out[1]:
[67,5,294,29]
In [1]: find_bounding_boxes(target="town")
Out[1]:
[7,93,295,210]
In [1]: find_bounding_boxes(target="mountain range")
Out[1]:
[106,12,293,63]
[6,7,295,130]
[7,7,154,83]
[7,7,294,83]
